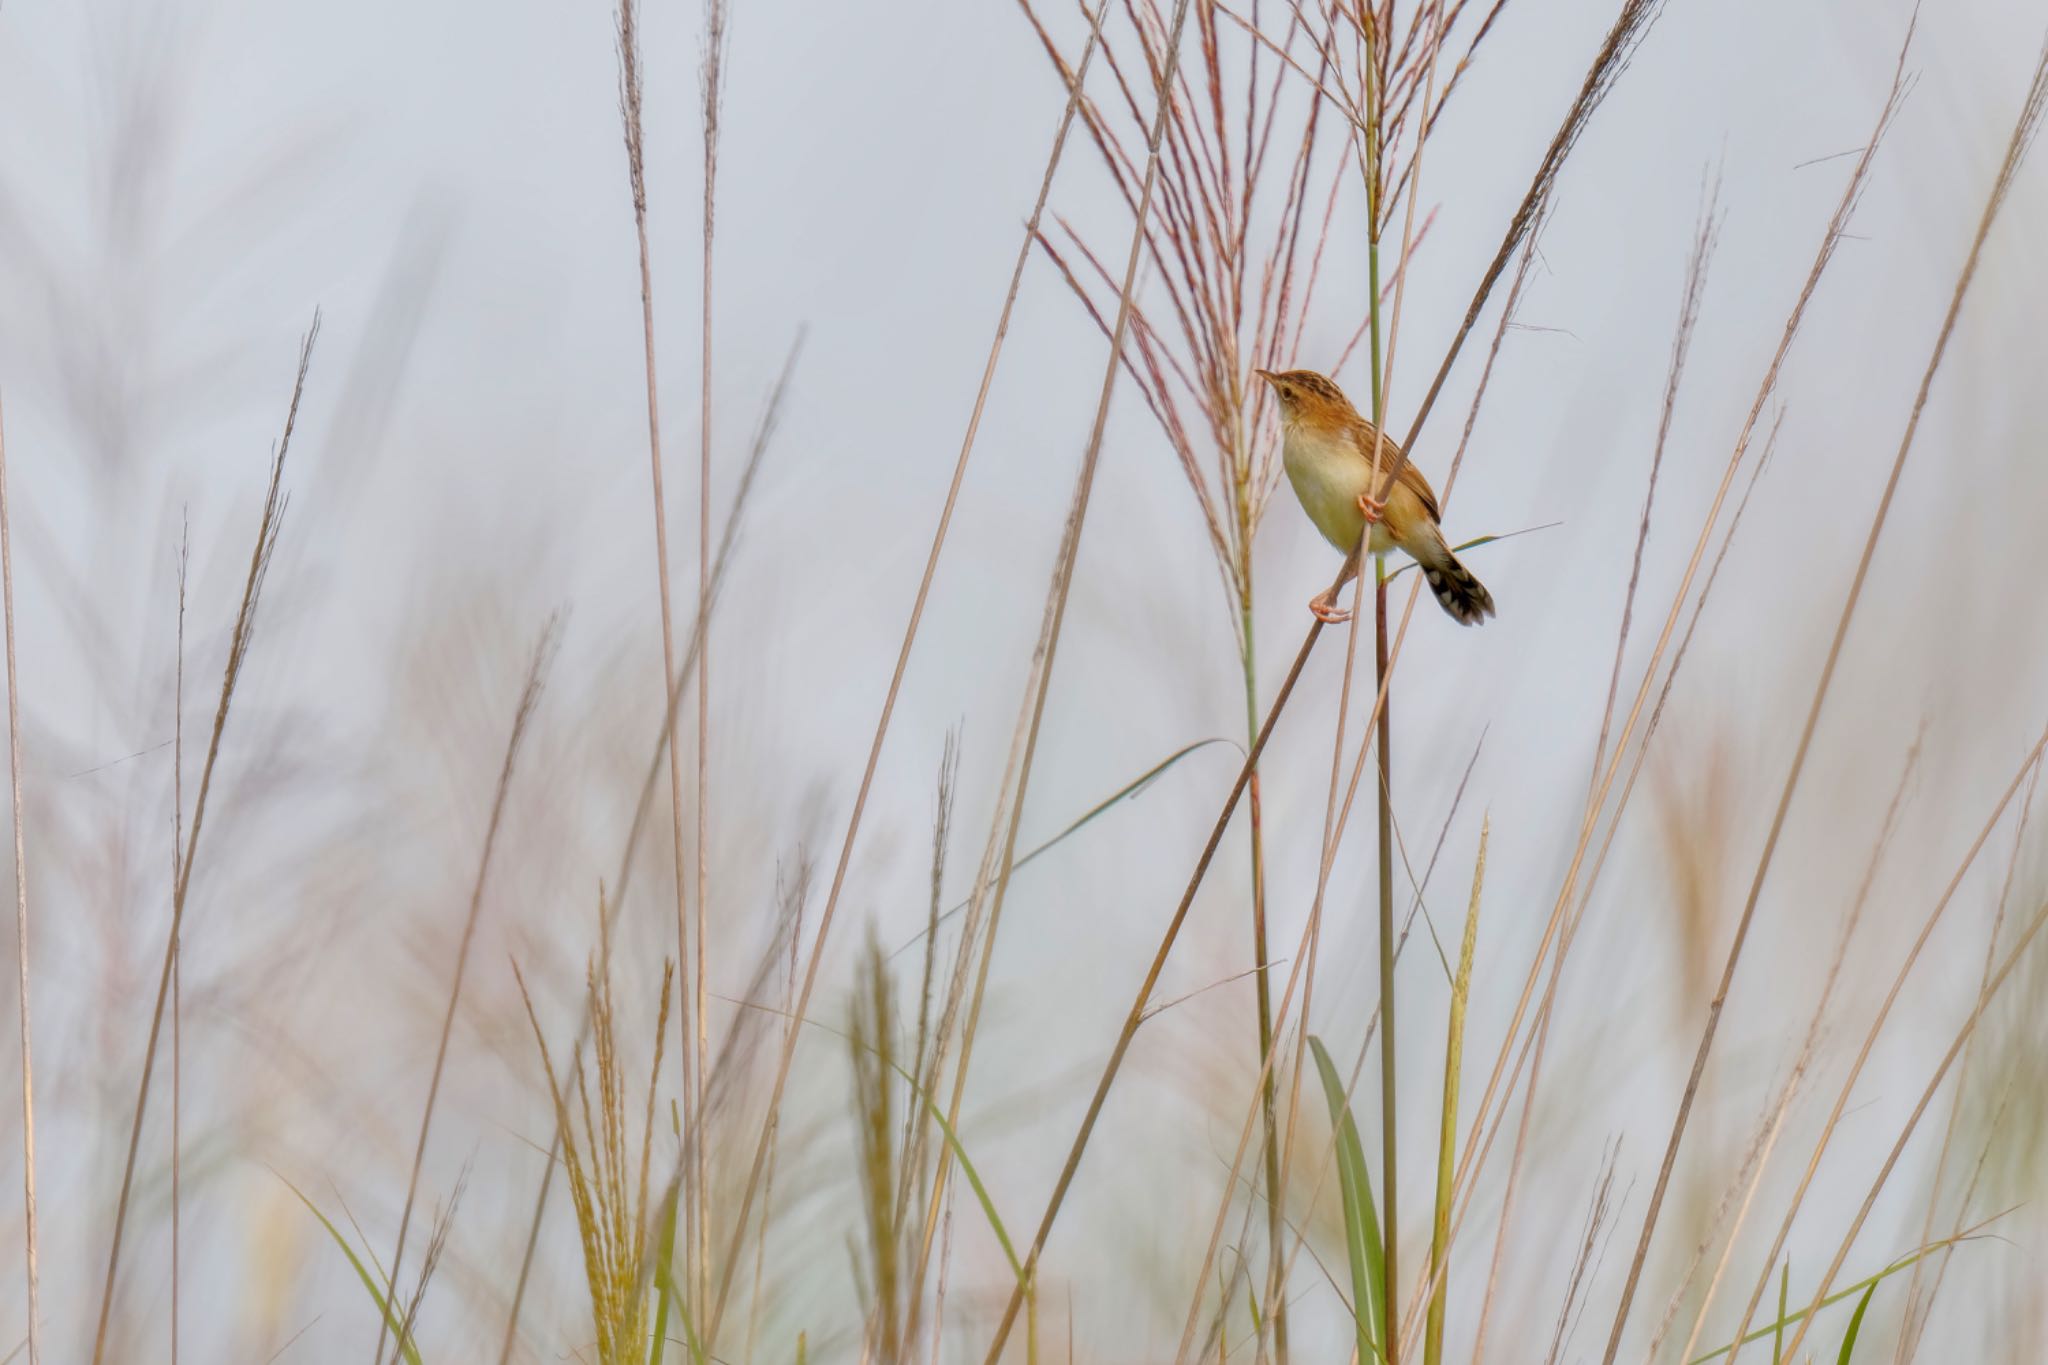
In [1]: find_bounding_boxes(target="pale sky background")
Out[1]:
[1,0,2046,1360]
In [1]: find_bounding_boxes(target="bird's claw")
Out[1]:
[1309,590,1351,625]
[1356,492,1386,524]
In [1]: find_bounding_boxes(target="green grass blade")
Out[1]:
[1690,1242,1962,1364]
[894,1058,1023,1281]
[1311,1035,1385,1363]
[1834,1281,1880,1364]
[648,1177,684,1365]
[892,737,1239,959]
[661,1263,709,1365]
[275,1171,424,1365]
[1773,1261,1789,1364]
[1383,522,1564,584]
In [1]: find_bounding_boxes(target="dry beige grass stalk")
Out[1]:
[0,391,41,1365]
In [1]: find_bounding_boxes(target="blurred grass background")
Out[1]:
[0,0,2045,1360]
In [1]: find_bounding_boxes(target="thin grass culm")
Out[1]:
[611,0,698,1289]
[0,392,41,1365]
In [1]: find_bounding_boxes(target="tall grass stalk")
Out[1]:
[1423,820,1486,1365]
[693,0,731,1317]
[0,393,40,1365]
[168,518,188,1365]
[91,313,319,1364]
[611,0,699,1301]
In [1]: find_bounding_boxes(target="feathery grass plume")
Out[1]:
[848,930,904,1363]
[1019,8,1348,1345]
[513,892,674,1365]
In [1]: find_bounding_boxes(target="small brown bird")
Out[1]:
[1257,368,1495,627]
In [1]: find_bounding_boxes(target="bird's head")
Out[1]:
[1255,368,1355,427]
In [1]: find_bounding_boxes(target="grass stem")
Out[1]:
[0,392,40,1365]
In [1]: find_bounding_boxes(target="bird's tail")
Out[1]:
[1413,528,1495,626]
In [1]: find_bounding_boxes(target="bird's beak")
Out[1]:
[1253,368,1277,386]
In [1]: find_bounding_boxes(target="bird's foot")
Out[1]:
[1309,589,1351,625]
[1356,492,1386,524]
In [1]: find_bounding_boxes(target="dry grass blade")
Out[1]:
[1606,21,2043,1357]
[0,392,40,1365]
[91,311,321,1365]
[1543,1144,1622,1365]
[376,617,559,1365]
[395,1165,469,1358]
[169,516,188,1365]
[1589,173,1721,790]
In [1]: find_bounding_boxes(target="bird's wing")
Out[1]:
[1350,422,1442,524]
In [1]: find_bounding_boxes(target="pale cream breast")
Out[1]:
[1281,423,1395,555]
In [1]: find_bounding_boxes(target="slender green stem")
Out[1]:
[1373,560,1398,1365]
[1361,24,1397,1349]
